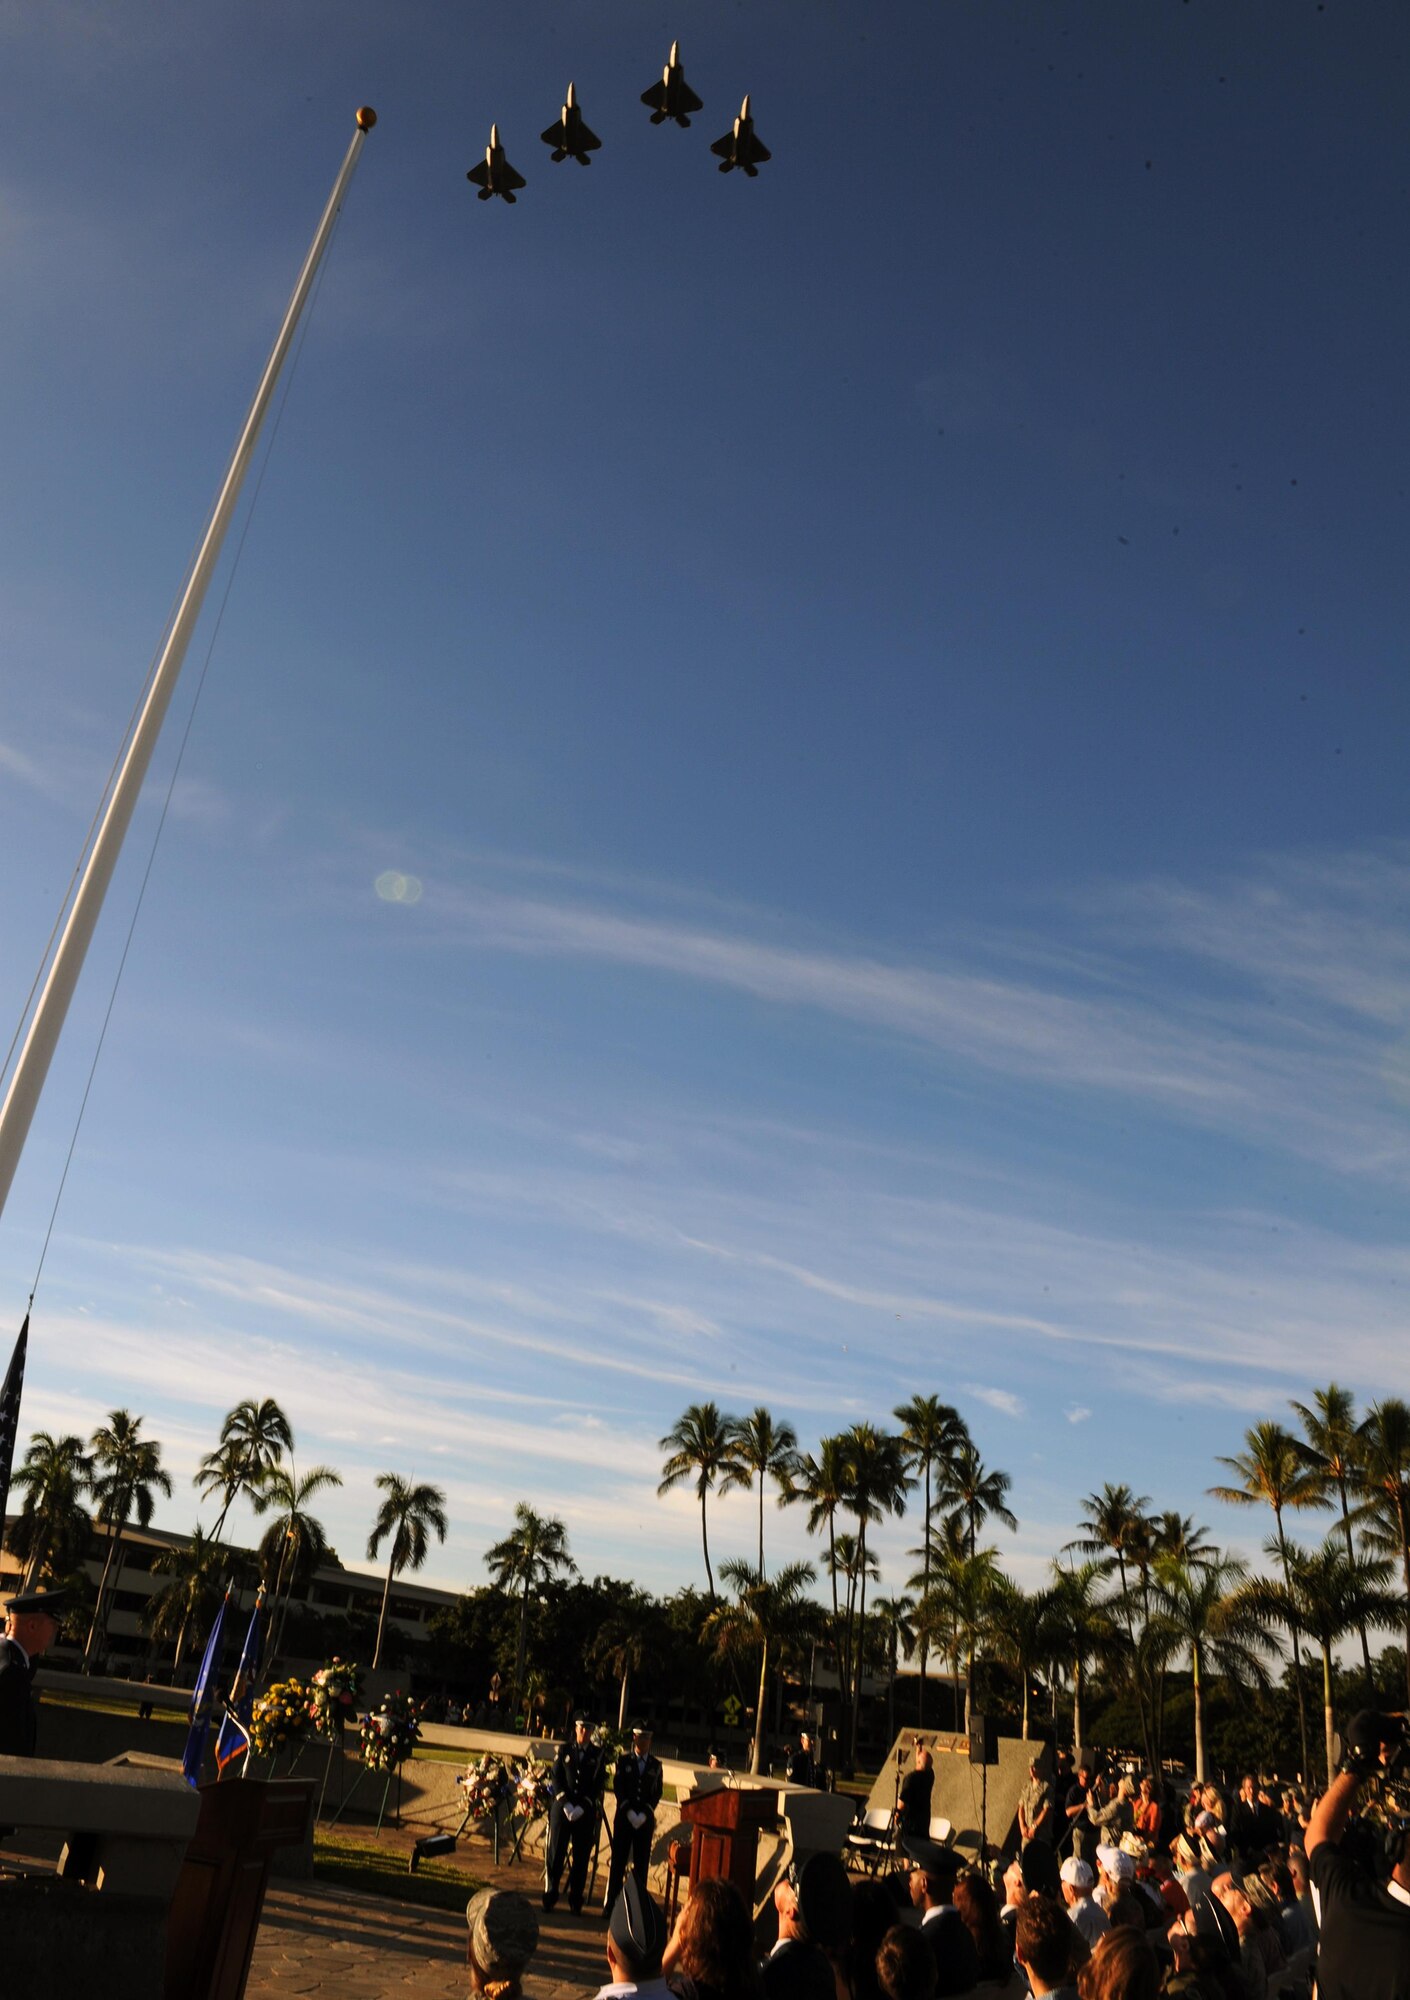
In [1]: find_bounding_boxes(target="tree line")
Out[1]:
[7,1380,1410,1787]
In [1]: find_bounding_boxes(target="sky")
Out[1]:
[1,2,1408,1613]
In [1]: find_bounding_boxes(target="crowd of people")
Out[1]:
[463,1711,1409,2000]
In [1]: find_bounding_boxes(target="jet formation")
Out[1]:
[468,40,768,204]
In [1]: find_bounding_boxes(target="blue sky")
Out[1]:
[2,2,1408,1607]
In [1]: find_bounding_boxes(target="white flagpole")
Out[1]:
[0,108,377,1224]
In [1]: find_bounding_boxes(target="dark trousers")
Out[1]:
[545,1800,596,1909]
[605,1808,653,1911]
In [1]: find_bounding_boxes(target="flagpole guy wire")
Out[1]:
[0,107,378,1229]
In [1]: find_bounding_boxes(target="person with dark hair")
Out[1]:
[764,1854,849,2000]
[598,1878,672,2000]
[465,1889,540,2000]
[952,1872,1008,1982]
[903,1839,980,1997]
[1075,1927,1159,2000]
[1014,1896,1081,2000]
[1065,1764,1097,1865]
[1304,1713,1410,2000]
[875,1925,936,2000]
[847,1879,898,2000]
[664,1876,764,2000]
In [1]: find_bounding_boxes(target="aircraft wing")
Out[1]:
[641,80,667,113]
[576,122,602,152]
[466,161,490,189]
[676,82,703,115]
[540,118,566,148]
[745,136,771,164]
[501,161,527,191]
[709,133,734,163]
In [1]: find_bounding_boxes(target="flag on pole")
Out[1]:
[0,1314,27,1559]
[214,1587,265,1775]
[183,1588,230,1788]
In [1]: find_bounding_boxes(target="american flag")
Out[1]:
[0,1314,27,1558]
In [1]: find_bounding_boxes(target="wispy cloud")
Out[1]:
[967,1384,1025,1419]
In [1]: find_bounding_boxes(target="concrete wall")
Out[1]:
[866,1729,1050,1858]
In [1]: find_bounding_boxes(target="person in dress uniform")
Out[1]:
[786,1730,823,1788]
[605,1721,663,1914]
[0,1587,65,1758]
[544,1711,605,1913]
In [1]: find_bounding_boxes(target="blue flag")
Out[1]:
[214,1589,265,1775]
[182,1589,230,1788]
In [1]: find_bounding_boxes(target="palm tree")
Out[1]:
[367,1474,448,1670]
[893,1397,967,1723]
[1149,1553,1275,1783]
[1357,1398,1410,1705]
[197,1398,293,1545]
[588,1590,662,1728]
[657,1403,735,1604]
[252,1460,343,1656]
[83,1410,172,1667]
[943,1440,1018,1559]
[986,1578,1054,1741]
[719,1407,801,1578]
[1069,1483,1156,1771]
[484,1502,576,1698]
[870,1594,916,1747]
[1210,1421,1328,1779]
[10,1431,93,1588]
[793,1436,851,1691]
[704,1558,818,1775]
[839,1424,912,1761]
[1290,1384,1374,1695]
[1236,1538,1400,1782]
[915,1541,999,1733]
[143,1526,237,1672]
[1045,1560,1111,1753]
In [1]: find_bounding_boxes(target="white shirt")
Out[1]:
[594,1979,675,2000]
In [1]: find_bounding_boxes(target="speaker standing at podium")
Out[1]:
[606,1721,663,1913]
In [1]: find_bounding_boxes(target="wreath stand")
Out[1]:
[327,1759,403,1835]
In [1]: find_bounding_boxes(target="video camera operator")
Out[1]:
[1304,1708,1410,2000]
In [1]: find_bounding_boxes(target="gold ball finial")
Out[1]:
[356,106,377,131]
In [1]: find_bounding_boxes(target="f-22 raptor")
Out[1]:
[710,95,771,177]
[466,124,526,203]
[641,40,703,127]
[541,82,601,165]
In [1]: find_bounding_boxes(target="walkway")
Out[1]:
[246,1854,606,2000]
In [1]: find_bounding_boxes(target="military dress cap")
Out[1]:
[4,1586,66,1619]
[903,1835,959,1882]
[466,1888,539,1976]
[629,1718,650,1735]
[571,1709,589,1724]
[609,1876,666,1968]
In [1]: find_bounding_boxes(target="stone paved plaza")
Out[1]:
[246,1844,610,2000]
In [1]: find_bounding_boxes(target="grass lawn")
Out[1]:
[312,1829,486,1911]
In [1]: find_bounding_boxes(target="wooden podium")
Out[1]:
[679,1783,779,1905]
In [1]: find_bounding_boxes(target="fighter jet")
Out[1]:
[466,125,526,203]
[541,82,601,164]
[710,94,771,176]
[641,40,703,127]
